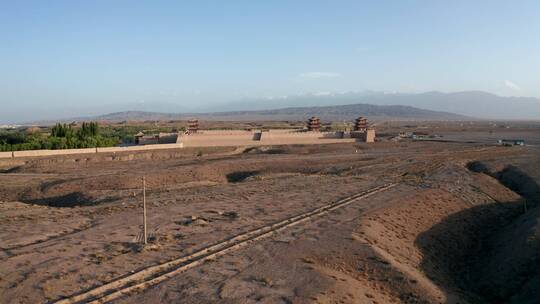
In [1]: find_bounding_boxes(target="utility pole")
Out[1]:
[143,176,148,245]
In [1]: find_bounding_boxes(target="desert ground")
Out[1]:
[1,123,540,304]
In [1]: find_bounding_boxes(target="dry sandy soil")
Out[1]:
[1,132,540,303]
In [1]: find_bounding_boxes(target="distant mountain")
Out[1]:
[355,91,540,120]
[18,90,540,125]
[91,111,182,121]
[79,103,467,122]
[223,91,540,120]
[226,91,540,120]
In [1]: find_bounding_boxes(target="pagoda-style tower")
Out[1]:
[307,116,321,132]
[187,119,199,134]
[353,116,368,131]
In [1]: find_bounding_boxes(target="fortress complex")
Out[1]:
[172,116,376,148]
[0,116,376,159]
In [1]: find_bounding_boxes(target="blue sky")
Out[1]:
[1,1,539,122]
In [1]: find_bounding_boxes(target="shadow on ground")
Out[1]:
[23,192,115,207]
[416,164,540,303]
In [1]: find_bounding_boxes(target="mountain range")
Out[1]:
[217,91,540,120]
[15,90,540,125]
[85,103,467,122]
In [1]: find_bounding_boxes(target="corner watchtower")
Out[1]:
[307,116,321,132]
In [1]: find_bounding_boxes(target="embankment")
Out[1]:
[349,162,539,303]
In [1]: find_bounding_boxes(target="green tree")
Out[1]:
[51,123,74,138]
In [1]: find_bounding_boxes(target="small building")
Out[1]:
[399,132,413,138]
[498,139,525,146]
[412,131,430,140]
[134,133,159,145]
[158,132,179,144]
[134,132,179,145]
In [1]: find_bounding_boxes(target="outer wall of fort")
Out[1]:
[178,129,373,148]
[0,129,375,159]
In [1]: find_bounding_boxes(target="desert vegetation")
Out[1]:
[0,122,181,151]
[0,122,117,151]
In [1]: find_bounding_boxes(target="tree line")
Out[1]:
[0,122,119,151]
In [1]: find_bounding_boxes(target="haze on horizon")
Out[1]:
[1,1,540,123]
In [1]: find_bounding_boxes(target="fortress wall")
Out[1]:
[180,132,358,147]
[263,132,317,139]
[96,143,183,153]
[261,137,356,145]
[266,129,301,133]
[262,131,345,139]
[14,148,97,158]
[261,132,348,143]
[193,130,259,135]
[180,134,256,147]
[10,144,184,159]
[0,151,14,159]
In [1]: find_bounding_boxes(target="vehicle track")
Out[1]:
[1,219,96,258]
[53,182,397,304]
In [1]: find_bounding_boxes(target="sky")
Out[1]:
[1,1,539,122]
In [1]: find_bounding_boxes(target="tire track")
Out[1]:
[1,219,96,257]
[54,183,397,304]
